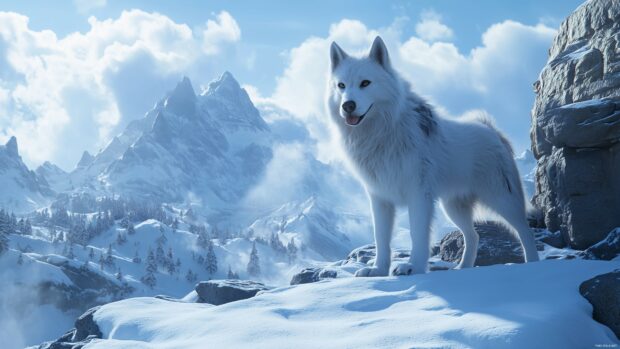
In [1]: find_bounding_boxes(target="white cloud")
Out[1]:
[202,11,241,55]
[0,10,241,169]
[263,17,556,161]
[415,10,453,42]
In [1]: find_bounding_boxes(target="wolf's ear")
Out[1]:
[330,42,348,71]
[368,36,391,70]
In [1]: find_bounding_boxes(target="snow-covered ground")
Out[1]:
[85,259,619,349]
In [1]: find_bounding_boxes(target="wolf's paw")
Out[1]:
[391,262,414,276]
[354,266,388,277]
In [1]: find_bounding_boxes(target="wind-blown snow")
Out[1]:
[88,260,619,349]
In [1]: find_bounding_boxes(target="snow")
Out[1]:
[87,260,619,349]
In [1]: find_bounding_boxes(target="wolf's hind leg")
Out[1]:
[443,198,478,269]
[490,200,540,263]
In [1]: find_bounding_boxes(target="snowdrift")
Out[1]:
[86,259,619,349]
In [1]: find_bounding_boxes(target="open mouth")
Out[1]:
[345,104,373,126]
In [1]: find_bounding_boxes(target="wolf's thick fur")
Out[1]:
[326,37,539,277]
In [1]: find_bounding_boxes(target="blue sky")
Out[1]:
[0,0,584,169]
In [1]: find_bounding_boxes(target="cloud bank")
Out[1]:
[0,10,241,169]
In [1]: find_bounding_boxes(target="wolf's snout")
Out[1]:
[342,101,356,114]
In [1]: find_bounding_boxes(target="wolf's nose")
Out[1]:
[342,101,356,113]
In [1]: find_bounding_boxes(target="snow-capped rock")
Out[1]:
[0,137,53,212]
[582,228,620,261]
[579,270,620,339]
[195,279,271,305]
[289,267,337,285]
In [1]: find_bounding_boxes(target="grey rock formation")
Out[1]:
[37,257,132,312]
[531,0,620,249]
[579,270,620,339]
[195,279,271,305]
[582,228,620,260]
[290,267,337,285]
[37,306,102,349]
[436,223,533,266]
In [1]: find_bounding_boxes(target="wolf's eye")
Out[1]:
[337,82,345,89]
[360,80,371,88]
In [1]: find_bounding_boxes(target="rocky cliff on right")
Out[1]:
[531,0,620,250]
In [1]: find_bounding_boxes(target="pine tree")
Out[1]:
[175,257,181,272]
[287,237,298,264]
[17,252,23,265]
[247,241,260,277]
[67,244,75,259]
[120,216,129,229]
[185,268,197,283]
[116,267,123,281]
[0,224,8,255]
[227,265,239,279]
[133,250,141,264]
[88,247,95,260]
[270,232,286,255]
[166,248,176,274]
[127,223,135,235]
[156,244,165,266]
[105,244,114,266]
[205,240,217,275]
[116,232,126,245]
[196,228,209,250]
[23,219,32,235]
[98,253,105,270]
[142,248,157,288]
[171,218,179,233]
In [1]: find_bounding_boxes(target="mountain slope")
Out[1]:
[0,137,53,212]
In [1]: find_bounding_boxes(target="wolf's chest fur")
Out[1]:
[343,124,426,202]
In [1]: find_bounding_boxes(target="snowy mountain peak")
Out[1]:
[164,76,196,116]
[204,71,241,97]
[4,136,18,158]
[76,151,94,168]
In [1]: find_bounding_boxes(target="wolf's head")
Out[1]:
[326,36,402,128]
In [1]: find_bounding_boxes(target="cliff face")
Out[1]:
[531,0,620,249]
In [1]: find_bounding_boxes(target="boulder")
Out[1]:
[195,279,270,305]
[579,270,620,339]
[582,228,620,260]
[436,222,540,266]
[531,0,620,249]
[72,306,102,341]
[290,268,337,285]
[37,306,102,349]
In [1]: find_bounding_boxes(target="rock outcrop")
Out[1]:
[582,228,620,260]
[531,0,620,249]
[195,279,270,305]
[37,306,102,349]
[579,270,620,339]
[290,267,337,285]
[436,222,544,266]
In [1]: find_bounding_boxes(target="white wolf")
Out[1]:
[326,36,539,277]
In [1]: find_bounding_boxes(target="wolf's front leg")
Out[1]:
[355,195,394,277]
[392,194,433,276]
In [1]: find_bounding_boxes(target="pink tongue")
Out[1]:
[346,115,361,125]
